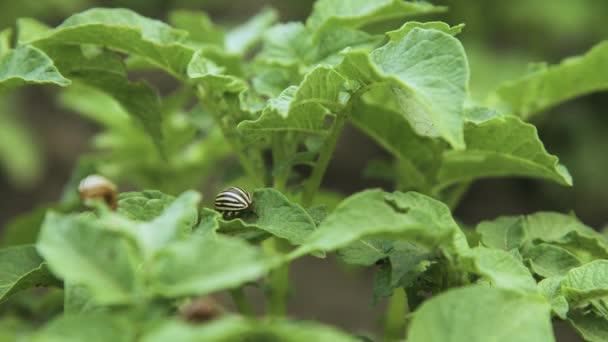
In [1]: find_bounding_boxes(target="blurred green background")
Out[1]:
[0,1,606,340]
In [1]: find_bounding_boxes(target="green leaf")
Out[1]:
[408,286,555,342]
[463,247,537,293]
[225,7,278,54]
[338,27,468,149]
[537,277,568,319]
[476,216,526,251]
[30,312,135,342]
[569,312,608,342]
[149,234,279,298]
[437,114,572,189]
[64,283,97,315]
[307,0,445,39]
[524,212,608,260]
[239,66,349,141]
[144,315,359,342]
[339,238,432,301]
[524,243,582,278]
[187,51,246,93]
[0,205,50,247]
[42,46,165,154]
[561,260,608,307]
[36,212,141,304]
[168,10,224,46]
[292,190,464,259]
[0,45,69,92]
[117,191,176,221]
[306,205,327,227]
[257,23,314,67]
[314,27,383,67]
[351,92,443,192]
[337,237,392,265]
[58,83,129,130]
[0,245,57,301]
[490,41,608,120]
[106,191,201,259]
[16,17,52,45]
[25,8,195,77]
[386,21,464,40]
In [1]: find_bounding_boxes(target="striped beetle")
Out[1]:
[214,186,252,218]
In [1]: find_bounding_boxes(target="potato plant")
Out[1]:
[1,1,608,341]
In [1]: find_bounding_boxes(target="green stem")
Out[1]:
[229,287,254,317]
[264,238,290,316]
[272,134,290,192]
[384,288,408,341]
[302,113,347,207]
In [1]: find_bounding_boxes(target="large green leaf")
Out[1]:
[569,312,608,342]
[238,66,350,141]
[291,190,465,259]
[490,41,608,120]
[351,93,443,192]
[476,216,526,251]
[561,260,608,307]
[105,191,201,259]
[257,23,314,67]
[42,45,165,153]
[338,27,468,149]
[537,277,568,319]
[437,114,572,189]
[187,50,247,93]
[524,243,582,278]
[307,0,445,39]
[24,8,195,77]
[387,21,464,40]
[0,45,69,92]
[0,245,57,301]
[462,247,537,293]
[144,316,359,342]
[117,191,176,222]
[225,7,278,54]
[365,241,433,301]
[30,312,135,342]
[0,205,50,247]
[149,234,279,298]
[524,212,608,260]
[168,10,224,47]
[408,286,555,342]
[36,212,141,304]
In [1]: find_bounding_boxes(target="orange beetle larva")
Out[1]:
[78,175,118,210]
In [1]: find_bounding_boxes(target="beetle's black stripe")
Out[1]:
[214,201,247,207]
[222,187,251,203]
[215,193,248,205]
[215,187,251,212]
[215,205,247,211]
[232,187,252,203]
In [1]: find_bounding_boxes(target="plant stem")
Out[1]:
[302,113,347,207]
[229,287,254,317]
[384,288,408,341]
[264,238,290,316]
[272,134,291,192]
